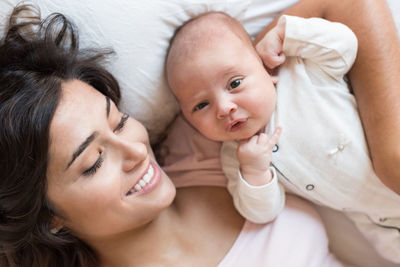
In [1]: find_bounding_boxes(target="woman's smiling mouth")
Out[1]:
[125,162,161,196]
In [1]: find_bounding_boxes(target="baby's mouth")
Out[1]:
[227,118,248,132]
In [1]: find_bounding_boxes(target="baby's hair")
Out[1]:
[166,11,255,74]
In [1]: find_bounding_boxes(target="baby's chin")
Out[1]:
[219,129,264,142]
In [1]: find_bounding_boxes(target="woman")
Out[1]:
[0,5,344,267]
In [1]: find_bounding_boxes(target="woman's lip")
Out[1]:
[125,161,161,197]
[126,162,150,195]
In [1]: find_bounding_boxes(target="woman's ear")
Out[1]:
[50,216,64,234]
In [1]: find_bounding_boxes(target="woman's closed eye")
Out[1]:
[229,78,242,90]
[114,113,129,133]
[82,113,129,177]
[83,152,104,176]
[193,102,208,112]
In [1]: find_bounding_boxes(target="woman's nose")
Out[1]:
[119,140,148,172]
[216,100,237,119]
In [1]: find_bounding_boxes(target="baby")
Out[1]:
[166,12,400,263]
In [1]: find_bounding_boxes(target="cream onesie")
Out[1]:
[222,15,400,263]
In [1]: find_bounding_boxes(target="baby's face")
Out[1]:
[168,32,277,141]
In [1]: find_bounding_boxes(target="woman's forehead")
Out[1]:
[47,81,106,172]
[59,80,105,111]
[52,81,105,137]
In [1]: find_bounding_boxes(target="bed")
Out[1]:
[1,0,399,266]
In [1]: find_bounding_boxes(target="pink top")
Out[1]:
[160,116,226,188]
[159,115,347,267]
[219,196,345,267]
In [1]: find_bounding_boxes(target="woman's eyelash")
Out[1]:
[81,113,128,177]
[83,153,104,176]
[114,113,129,132]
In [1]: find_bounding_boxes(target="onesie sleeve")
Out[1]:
[221,141,285,223]
[281,15,358,80]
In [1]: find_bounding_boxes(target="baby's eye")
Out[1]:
[229,79,242,90]
[193,102,208,111]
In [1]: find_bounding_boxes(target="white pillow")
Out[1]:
[0,0,298,143]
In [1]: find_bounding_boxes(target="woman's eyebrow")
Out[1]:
[66,95,109,170]
[66,132,98,169]
[106,96,111,117]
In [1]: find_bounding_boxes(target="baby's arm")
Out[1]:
[257,15,357,80]
[221,128,285,223]
[255,0,400,194]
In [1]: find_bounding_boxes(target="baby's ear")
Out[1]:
[265,65,279,85]
[271,75,279,84]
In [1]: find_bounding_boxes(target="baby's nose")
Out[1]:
[216,101,237,119]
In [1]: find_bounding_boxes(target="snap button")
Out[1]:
[272,144,279,152]
[328,134,351,156]
[306,184,314,191]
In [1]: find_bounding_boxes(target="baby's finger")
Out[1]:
[265,53,286,69]
[256,133,268,144]
[238,134,257,147]
[269,127,282,146]
[248,134,260,146]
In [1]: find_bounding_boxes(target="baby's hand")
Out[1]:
[255,17,286,69]
[237,127,282,186]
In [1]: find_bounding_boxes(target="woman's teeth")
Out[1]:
[127,164,154,195]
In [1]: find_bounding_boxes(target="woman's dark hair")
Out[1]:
[0,4,121,267]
